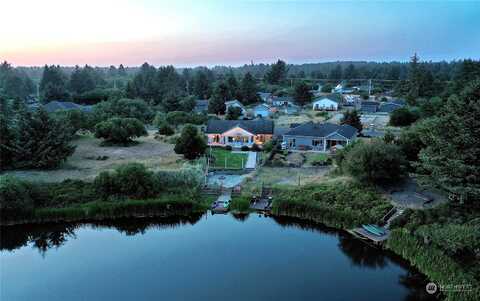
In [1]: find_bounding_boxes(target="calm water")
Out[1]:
[0,213,435,301]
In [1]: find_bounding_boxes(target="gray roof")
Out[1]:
[257,92,272,99]
[206,119,274,135]
[378,102,404,113]
[43,101,92,113]
[284,122,357,139]
[272,96,294,102]
[194,100,208,112]
[361,101,380,113]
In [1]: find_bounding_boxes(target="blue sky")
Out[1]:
[1,0,479,66]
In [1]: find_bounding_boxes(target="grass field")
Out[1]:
[2,130,185,182]
[209,148,248,169]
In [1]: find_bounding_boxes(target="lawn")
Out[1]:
[3,130,185,182]
[304,153,329,166]
[209,148,248,169]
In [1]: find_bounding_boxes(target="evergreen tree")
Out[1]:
[340,109,362,132]
[174,124,206,160]
[226,71,242,100]
[343,64,357,79]
[127,62,157,102]
[39,65,70,102]
[209,82,228,114]
[417,80,480,204]
[294,81,313,105]
[11,108,75,169]
[193,69,213,99]
[265,60,287,84]
[329,65,343,80]
[240,72,258,104]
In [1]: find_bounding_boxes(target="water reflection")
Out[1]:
[0,214,203,253]
[1,214,437,301]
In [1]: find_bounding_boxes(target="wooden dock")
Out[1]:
[348,227,390,244]
[249,184,273,211]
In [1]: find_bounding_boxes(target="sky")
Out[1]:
[1,0,479,67]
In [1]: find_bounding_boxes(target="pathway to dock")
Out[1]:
[245,151,257,170]
[211,191,231,213]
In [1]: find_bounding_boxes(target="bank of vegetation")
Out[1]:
[0,163,209,225]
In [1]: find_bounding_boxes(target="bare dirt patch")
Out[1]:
[3,130,185,182]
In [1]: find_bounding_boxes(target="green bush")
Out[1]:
[94,117,147,145]
[174,125,206,159]
[155,167,203,193]
[158,123,174,136]
[241,145,250,151]
[342,140,407,185]
[0,176,34,211]
[225,145,232,151]
[389,107,420,127]
[93,163,157,199]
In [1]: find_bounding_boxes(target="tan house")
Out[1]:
[205,119,274,148]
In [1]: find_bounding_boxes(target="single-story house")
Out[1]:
[206,119,274,148]
[225,99,246,115]
[377,101,405,113]
[253,104,272,118]
[282,122,357,152]
[312,97,339,111]
[271,96,294,107]
[42,101,92,113]
[361,101,380,113]
[193,99,209,113]
[257,92,272,103]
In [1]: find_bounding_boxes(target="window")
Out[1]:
[312,139,322,146]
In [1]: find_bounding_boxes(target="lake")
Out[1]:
[0,213,435,301]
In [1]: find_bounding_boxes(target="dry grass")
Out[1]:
[241,166,334,194]
[3,130,185,182]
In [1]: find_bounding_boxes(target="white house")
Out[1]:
[312,97,339,111]
[225,99,246,115]
[205,119,274,148]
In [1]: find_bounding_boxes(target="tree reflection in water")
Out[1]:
[271,215,437,301]
[0,214,203,253]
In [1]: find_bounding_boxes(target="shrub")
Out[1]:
[225,145,232,151]
[0,176,34,211]
[93,163,157,199]
[263,140,274,153]
[92,98,154,123]
[155,167,203,192]
[342,140,408,185]
[174,125,206,160]
[94,117,147,145]
[251,143,261,152]
[389,107,419,127]
[241,145,250,151]
[158,123,174,136]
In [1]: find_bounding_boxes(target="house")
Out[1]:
[206,119,274,148]
[257,92,272,103]
[377,101,405,113]
[193,100,209,113]
[271,96,294,107]
[312,97,339,111]
[253,104,272,118]
[282,122,357,152]
[42,101,92,113]
[361,101,380,113]
[225,99,246,115]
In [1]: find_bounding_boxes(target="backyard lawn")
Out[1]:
[209,148,248,169]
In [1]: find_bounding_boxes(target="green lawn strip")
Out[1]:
[304,153,328,165]
[209,148,248,169]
